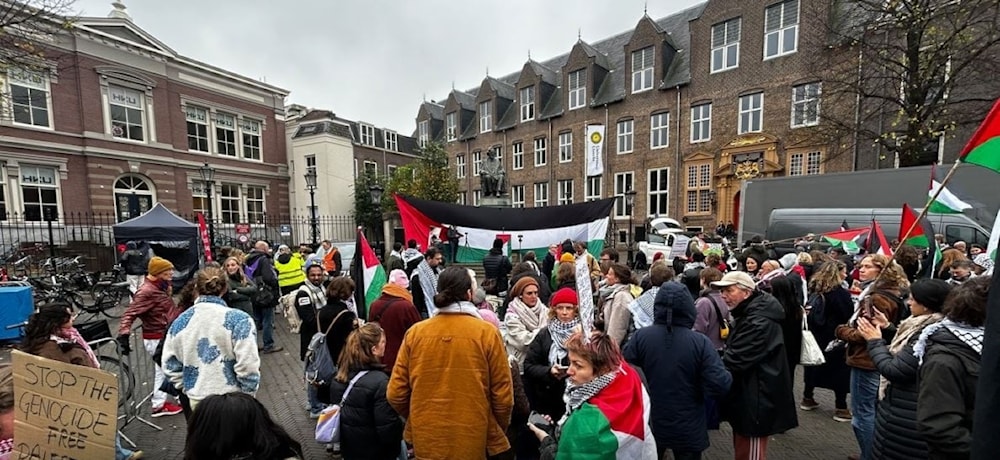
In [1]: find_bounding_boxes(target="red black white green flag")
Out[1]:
[959,98,1000,174]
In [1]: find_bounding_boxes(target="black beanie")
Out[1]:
[493,238,504,249]
[909,278,951,313]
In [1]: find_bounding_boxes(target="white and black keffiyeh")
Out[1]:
[913,318,985,364]
[564,369,618,415]
[627,287,659,330]
[415,260,440,316]
[548,317,581,366]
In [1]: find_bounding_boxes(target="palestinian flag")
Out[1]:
[901,204,943,278]
[959,98,1000,173]
[864,219,893,256]
[987,210,1000,262]
[927,164,972,214]
[352,227,386,320]
[394,194,615,264]
[555,366,657,459]
[822,227,869,252]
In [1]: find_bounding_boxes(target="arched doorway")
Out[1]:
[114,175,155,222]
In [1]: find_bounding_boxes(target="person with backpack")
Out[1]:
[482,238,513,295]
[244,241,283,354]
[800,260,854,421]
[601,263,641,347]
[314,277,360,413]
[693,267,732,353]
[294,264,329,417]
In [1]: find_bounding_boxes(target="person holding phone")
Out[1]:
[835,254,910,460]
[523,288,582,422]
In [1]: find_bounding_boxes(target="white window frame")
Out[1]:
[764,0,799,60]
[512,142,524,170]
[418,120,429,148]
[520,86,535,122]
[456,154,466,178]
[557,179,574,205]
[241,118,262,161]
[384,130,398,151]
[617,119,634,154]
[511,185,525,208]
[387,164,397,177]
[446,112,457,141]
[18,164,60,221]
[691,103,712,143]
[791,82,822,128]
[363,160,378,177]
[534,182,549,207]
[650,112,669,149]
[7,68,53,129]
[472,150,482,177]
[0,166,6,219]
[479,101,492,133]
[246,185,266,223]
[558,132,573,163]
[613,172,634,219]
[568,69,586,110]
[457,193,467,206]
[185,105,210,152]
[219,183,241,224]
[214,112,238,156]
[192,180,209,217]
[585,176,602,202]
[534,137,547,167]
[359,123,376,145]
[473,190,482,207]
[738,93,764,134]
[711,18,741,73]
[648,167,671,217]
[631,46,655,93]
[108,85,147,142]
[788,151,823,176]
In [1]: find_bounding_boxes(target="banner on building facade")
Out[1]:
[586,124,605,177]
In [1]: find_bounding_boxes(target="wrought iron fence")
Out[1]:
[1,211,359,274]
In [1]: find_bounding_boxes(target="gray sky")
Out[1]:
[75,0,703,135]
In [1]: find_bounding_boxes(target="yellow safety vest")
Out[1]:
[275,254,306,288]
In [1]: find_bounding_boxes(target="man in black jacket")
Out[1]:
[541,244,557,282]
[410,247,443,319]
[713,271,798,460]
[119,241,149,294]
[482,238,512,295]
[244,241,283,354]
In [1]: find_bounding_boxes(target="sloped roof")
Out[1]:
[486,77,516,100]
[422,101,445,120]
[528,60,560,85]
[495,102,519,131]
[577,40,612,70]
[293,121,352,139]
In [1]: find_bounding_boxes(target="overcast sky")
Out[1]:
[74,0,703,135]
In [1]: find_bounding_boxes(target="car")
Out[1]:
[331,242,356,277]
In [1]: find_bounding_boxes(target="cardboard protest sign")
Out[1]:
[11,349,118,460]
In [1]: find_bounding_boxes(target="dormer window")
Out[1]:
[480,101,492,133]
[568,70,586,110]
[418,120,428,148]
[631,47,654,93]
[520,87,535,122]
[446,112,457,141]
[359,123,375,145]
[384,130,398,151]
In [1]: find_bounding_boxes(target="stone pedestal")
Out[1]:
[480,196,512,208]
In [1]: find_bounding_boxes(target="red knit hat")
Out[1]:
[550,287,578,306]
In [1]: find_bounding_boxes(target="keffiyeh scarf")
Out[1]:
[415,260,439,316]
[301,281,327,309]
[627,287,659,330]
[878,312,943,399]
[913,318,985,365]
[564,369,618,416]
[548,317,581,366]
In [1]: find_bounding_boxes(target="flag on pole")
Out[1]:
[959,98,1000,173]
[352,227,387,321]
[987,210,1000,262]
[927,164,973,214]
[901,204,943,278]
[822,227,869,251]
[864,219,893,256]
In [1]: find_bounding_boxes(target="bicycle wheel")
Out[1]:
[99,288,128,319]
[98,355,134,412]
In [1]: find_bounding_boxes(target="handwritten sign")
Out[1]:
[11,350,118,460]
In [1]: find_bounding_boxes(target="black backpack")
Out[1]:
[245,258,277,309]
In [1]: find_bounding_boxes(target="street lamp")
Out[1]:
[304,167,318,246]
[198,162,216,251]
[625,188,638,267]
[368,183,385,259]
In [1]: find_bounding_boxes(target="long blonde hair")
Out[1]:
[223,257,248,285]
[335,323,384,383]
[863,254,910,290]
[809,260,846,294]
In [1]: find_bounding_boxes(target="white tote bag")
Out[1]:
[800,309,826,366]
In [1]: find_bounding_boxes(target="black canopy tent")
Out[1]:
[112,203,200,288]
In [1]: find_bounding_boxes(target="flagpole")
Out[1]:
[896,159,963,256]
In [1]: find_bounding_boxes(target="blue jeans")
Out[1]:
[115,434,133,460]
[850,368,879,460]
[255,306,275,350]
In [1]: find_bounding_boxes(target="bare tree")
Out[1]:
[0,0,77,71]
[808,0,1000,167]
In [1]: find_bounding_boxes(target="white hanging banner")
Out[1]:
[585,124,605,177]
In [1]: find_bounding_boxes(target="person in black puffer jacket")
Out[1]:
[328,323,404,460]
[482,238,512,295]
[857,279,950,460]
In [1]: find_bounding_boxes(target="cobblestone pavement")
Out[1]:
[2,311,860,460]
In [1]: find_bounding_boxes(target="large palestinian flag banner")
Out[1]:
[394,194,616,264]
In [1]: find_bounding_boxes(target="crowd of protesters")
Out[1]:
[2,229,991,460]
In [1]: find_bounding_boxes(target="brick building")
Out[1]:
[0,4,289,230]
[413,0,988,244]
[284,106,420,241]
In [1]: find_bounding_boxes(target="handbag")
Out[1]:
[705,295,731,340]
[315,370,369,444]
[800,309,826,366]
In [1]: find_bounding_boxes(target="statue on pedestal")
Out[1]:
[480,148,506,197]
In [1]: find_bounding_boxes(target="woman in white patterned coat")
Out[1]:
[504,276,549,367]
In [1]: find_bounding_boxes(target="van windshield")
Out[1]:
[944,225,989,246]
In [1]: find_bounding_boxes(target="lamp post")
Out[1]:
[198,162,216,250]
[625,188,637,267]
[368,183,385,259]
[304,167,318,247]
